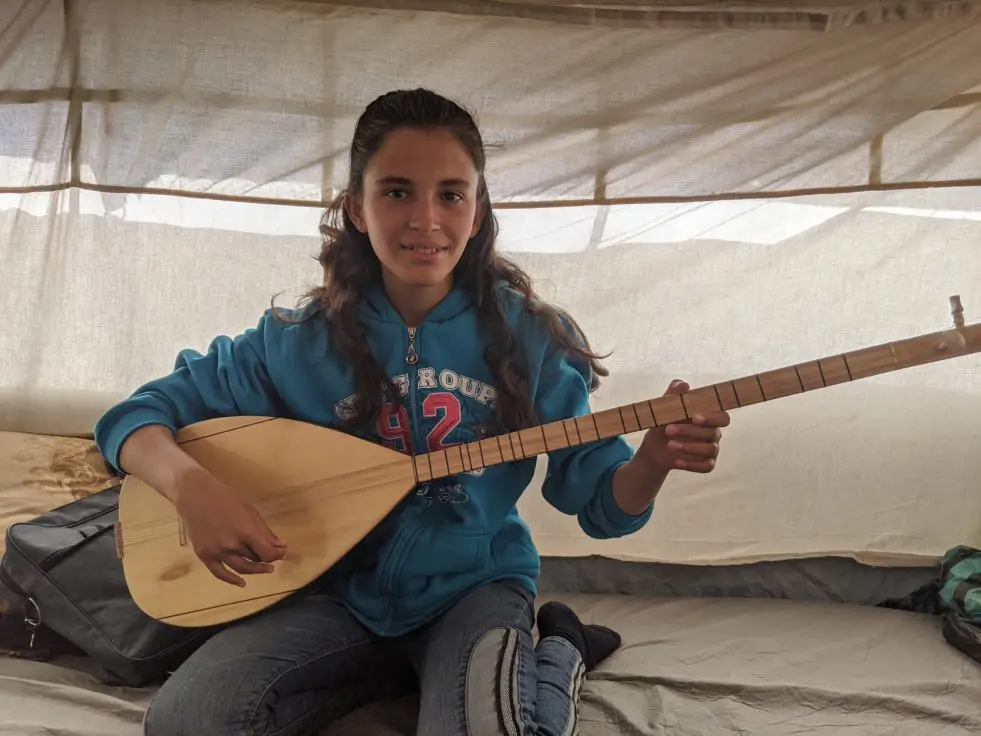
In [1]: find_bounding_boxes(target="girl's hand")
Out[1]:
[173,468,288,587]
[638,379,730,473]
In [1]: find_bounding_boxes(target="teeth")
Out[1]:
[403,245,442,253]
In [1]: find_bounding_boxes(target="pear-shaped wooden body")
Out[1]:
[116,417,417,628]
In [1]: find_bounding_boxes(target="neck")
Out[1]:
[408,299,980,485]
[382,274,453,327]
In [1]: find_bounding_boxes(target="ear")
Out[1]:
[344,193,368,233]
[470,199,485,239]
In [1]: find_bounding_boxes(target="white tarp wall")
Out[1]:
[2,0,981,567]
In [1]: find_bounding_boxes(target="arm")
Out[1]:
[611,450,670,516]
[534,347,655,540]
[117,424,213,507]
[94,311,286,479]
[614,379,729,514]
[116,423,288,585]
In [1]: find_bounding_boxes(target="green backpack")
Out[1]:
[879,544,981,663]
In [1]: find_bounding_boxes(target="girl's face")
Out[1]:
[347,126,483,304]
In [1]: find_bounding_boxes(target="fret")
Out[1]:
[756,367,805,401]
[796,361,825,391]
[817,355,851,386]
[413,454,431,483]
[576,414,600,444]
[429,450,450,478]
[454,444,471,474]
[466,442,479,471]
[542,421,572,452]
[713,381,740,410]
[480,437,502,464]
[498,434,516,462]
[731,376,765,406]
[792,365,806,392]
[673,388,716,419]
[620,405,642,433]
[408,302,979,484]
[516,427,546,456]
[649,396,684,426]
[594,407,630,439]
[633,400,656,428]
[846,344,897,379]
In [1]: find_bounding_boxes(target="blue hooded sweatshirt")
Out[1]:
[94,282,652,636]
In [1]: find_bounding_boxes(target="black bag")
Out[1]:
[0,484,217,686]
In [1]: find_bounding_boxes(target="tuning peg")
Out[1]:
[950,295,965,329]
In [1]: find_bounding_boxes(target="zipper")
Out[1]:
[40,523,114,571]
[0,565,42,650]
[404,325,422,451]
[405,327,419,365]
[379,325,424,596]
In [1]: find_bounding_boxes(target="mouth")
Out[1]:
[400,244,448,255]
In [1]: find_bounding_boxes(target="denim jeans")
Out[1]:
[143,580,586,735]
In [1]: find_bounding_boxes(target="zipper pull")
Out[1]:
[405,327,419,365]
[24,597,41,649]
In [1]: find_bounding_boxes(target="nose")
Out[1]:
[408,197,440,233]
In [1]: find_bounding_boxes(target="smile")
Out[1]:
[401,245,447,254]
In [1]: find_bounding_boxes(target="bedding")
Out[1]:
[1,594,979,735]
[2,430,979,734]
[0,431,116,557]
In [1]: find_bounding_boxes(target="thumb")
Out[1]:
[664,379,690,396]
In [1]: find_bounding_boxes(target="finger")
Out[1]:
[665,424,722,441]
[224,553,276,576]
[691,411,731,427]
[243,529,288,563]
[249,508,288,550]
[663,379,690,396]
[674,457,717,473]
[667,440,719,459]
[205,559,245,587]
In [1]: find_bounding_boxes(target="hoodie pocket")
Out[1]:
[399,529,490,593]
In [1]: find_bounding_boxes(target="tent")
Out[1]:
[2,1,980,732]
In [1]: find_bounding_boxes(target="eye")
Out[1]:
[384,189,409,200]
[442,192,464,204]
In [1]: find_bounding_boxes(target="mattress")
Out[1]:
[1,594,978,735]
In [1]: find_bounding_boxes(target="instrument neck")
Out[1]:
[411,321,980,484]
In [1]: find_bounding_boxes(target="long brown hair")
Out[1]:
[279,88,608,435]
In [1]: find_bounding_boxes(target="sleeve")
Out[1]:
[534,343,654,540]
[94,311,287,474]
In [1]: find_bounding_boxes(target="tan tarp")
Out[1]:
[3,1,981,205]
[2,595,980,734]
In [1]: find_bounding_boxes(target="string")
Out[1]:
[119,310,981,553]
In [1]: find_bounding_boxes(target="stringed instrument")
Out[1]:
[116,295,981,628]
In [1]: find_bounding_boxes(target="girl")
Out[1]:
[94,88,730,736]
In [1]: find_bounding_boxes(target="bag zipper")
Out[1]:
[0,565,42,649]
[40,523,115,571]
[11,496,120,572]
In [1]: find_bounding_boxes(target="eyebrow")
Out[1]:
[375,176,473,189]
